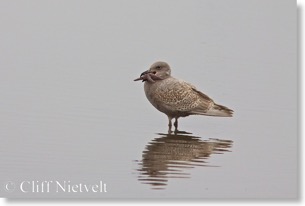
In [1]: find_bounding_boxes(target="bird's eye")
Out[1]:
[156,66,161,69]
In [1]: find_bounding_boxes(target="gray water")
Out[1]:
[0,0,298,198]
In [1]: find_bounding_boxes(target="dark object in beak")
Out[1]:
[134,70,153,81]
[140,70,151,77]
[134,70,163,83]
[133,77,144,81]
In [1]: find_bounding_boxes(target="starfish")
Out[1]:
[134,70,163,83]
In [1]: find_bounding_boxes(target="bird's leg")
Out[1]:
[168,116,173,134]
[174,118,178,131]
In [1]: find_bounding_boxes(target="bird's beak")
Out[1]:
[140,70,151,76]
[134,70,153,81]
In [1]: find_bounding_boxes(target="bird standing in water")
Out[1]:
[134,61,233,133]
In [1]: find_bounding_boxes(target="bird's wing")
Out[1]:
[189,85,214,113]
[155,79,213,113]
[191,86,233,117]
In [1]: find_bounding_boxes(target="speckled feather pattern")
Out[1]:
[144,77,213,118]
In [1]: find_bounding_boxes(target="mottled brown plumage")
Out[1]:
[134,61,233,132]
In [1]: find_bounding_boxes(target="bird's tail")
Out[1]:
[205,103,233,117]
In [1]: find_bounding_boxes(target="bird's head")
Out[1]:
[148,61,171,79]
[134,61,171,83]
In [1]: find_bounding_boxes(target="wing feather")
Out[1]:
[154,79,212,113]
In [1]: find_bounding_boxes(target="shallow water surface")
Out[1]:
[136,133,233,190]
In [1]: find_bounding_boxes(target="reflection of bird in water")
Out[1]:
[134,61,233,133]
[136,132,233,190]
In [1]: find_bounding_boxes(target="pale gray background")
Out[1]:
[0,0,297,198]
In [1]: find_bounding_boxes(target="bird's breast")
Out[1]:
[143,78,183,116]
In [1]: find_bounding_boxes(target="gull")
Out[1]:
[134,61,233,133]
